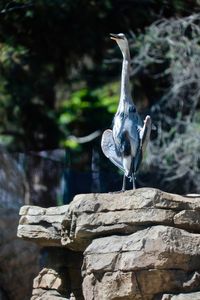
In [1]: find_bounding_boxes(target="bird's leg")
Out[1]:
[121,174,126,192]
[132,173,136,190]
[109,174,126,194]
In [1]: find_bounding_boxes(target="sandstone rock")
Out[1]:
[83,226,200,273]
[174,210,200,232]
[17,188,200,251]
[19,205,68,216]
[83,271,141,300]
[31,248,84,300]
[33,268,67,292]
[82,226,200,299]
[83,270,200,300]
[61,188,200,251]
[161,291,200,299]
[31,288,69,300]
[17,204,69,246]
[137,269,200,294]
[16,188,200,300]
[17,224,62,246]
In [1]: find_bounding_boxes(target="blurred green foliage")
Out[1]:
[0,0,199,151]
[59,82,119,148]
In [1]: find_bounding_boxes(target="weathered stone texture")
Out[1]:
[161,292,200,299]
[18,204,69,246]
[82,226,200,299]
[83,226,200,273]
[61,188,200,251]
[17,188,200,300]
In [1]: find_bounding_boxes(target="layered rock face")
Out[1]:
[17,188,200,300]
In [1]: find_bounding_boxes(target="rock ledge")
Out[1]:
[17,188,200,300]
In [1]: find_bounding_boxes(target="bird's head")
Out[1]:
[110,33,129,55]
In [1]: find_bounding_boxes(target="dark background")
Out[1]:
[0,0,200,204]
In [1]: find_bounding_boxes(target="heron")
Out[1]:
[101,33,152,191]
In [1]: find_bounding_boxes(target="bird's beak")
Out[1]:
[110,33,122,41]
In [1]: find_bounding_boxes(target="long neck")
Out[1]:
[118,47,132,112]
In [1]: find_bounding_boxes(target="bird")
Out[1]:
[101,33,152,191]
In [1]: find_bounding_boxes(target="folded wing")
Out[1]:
[140,115,152,156]
[101,129,124,172]
[134,115,152,172]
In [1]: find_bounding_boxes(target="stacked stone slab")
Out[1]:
[31,248,83,300]
[17,188,200,300]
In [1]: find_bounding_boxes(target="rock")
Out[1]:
[18,188,200,251]
[82,271,141,300]
[33,268,67,292]
[16,188,200,299]
[19,205,68,216]
[83,226,200,272]
[161,291,200,299]
[61,188,200,251]
[82,226,200,299]
[174,210,200,232]
[0,149,39,300]
[31,248,84,300]
[31,288,69,300]
[17,204,69,246]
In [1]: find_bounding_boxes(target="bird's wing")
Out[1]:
[139,115,152,155]
[134,115,152,172]
[101,129,124,172]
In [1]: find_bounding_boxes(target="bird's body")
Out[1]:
[113,98,143,177]
[101,33,151,190]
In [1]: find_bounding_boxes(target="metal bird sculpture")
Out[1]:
[101,33,151,191]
